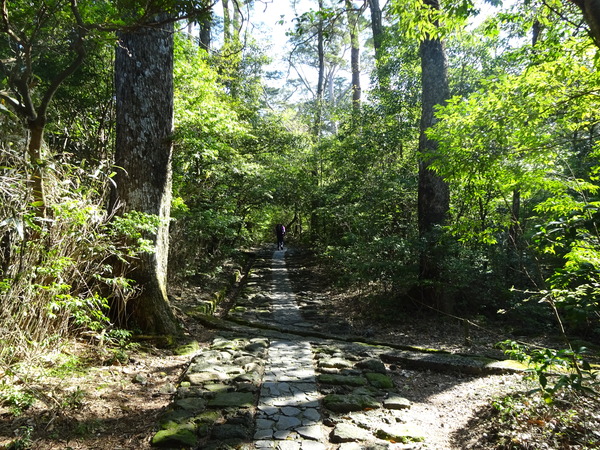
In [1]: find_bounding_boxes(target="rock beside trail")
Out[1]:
[376,424,426,443]
[330,423,372,443]
[151,423,198,447]
[355,358,387,374]
[383,394,411,410]
[364,372,394,389]
[323,393,380,413]
[318,373,367,387]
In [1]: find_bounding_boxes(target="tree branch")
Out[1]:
[37,0,87,118]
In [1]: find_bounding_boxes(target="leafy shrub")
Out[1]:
[533,202,600,334]
[501,340,598,403]
[0,146,157,360]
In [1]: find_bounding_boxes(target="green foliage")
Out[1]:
[391,0,478,42]
[490,392,600,449]
[5,426,33,450]
[533,202,600,331]
[429,35,600,242]
[501,340,598,402]
[170,33,310,277]
[0,383,36,416]
[0,144,153,357]
[109,211,162,256]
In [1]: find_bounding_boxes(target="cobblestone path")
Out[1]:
[151,248,517,449]
[253,250,325,449]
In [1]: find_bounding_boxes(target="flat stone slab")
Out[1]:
[174,397,206,413]
[318,373,367,386]
[186,371,227,384]
[319,357,354,369]
[323,393,380,413]
[297,424,323,441]
[376,424,425,443]
[207,391,254,408]
[383,394,411,410]
[330,423,372,443]
[381,351,526,375]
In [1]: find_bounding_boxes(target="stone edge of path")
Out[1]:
[190,312,527,376]
[151,333,268,449]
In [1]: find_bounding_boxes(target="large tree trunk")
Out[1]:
[417,0,450,311]
[310,0,326,242]
[571,0,600,47]
[113,17,179,336]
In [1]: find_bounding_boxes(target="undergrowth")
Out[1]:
[486,391,600,449]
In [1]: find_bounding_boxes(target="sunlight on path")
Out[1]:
[253,251,326,449]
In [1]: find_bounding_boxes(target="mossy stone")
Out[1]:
[151,423,197,447]
[376,424,425,443]
[174,340,201,355]
[195,410,222,424]
[207,392,254,408]
[323,393,379,413]
[365,372,394,389]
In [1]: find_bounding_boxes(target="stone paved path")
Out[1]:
[253,250,326,449]
[151,247,518,449]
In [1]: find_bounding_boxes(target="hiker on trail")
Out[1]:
[275,223,286,250]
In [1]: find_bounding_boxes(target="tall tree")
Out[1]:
[345,0,365,112]
[417,0,451,310]
[223,0,233,44]
[199,8,212,51]
[367,0,383,60]
[314,0,326,136]
[113,16,179,336]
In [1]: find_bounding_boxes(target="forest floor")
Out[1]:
[0,247,598,449]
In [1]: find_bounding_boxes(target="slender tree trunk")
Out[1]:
[345,0,363,113]
[233,0,242,44]
[199,8,212,51]
[417,0,450,311]
[113,17,179,336]
[27,117,47,218]
[314,0,325,136]
[507,188,521,280]
[222,0,232,44]
[367,0,383,60]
